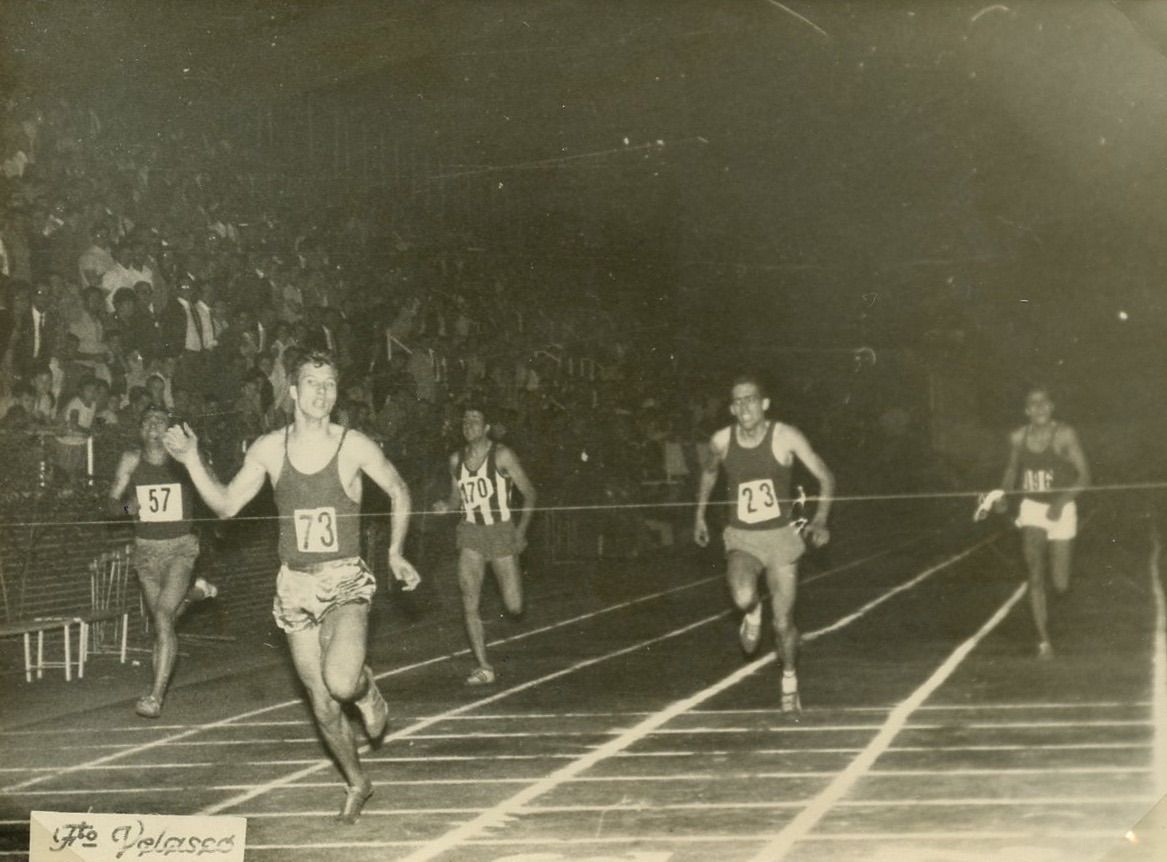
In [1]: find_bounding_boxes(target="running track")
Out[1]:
[0,500,1163,862]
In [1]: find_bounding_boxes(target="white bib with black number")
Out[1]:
[293,506,339,553]
[136,483,183,523]
[737,478,782,525]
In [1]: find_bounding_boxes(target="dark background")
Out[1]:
[3,0,1165,462]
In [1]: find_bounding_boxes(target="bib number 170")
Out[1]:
[294,506,338,553]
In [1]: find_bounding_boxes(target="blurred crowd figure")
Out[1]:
[0,89,731,555]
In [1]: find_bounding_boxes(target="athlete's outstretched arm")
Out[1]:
[497,446,537,544]
[787,427,834,545]
[353,434,421,590]
[163,423,269,518]
[694,431,727,548]
[436,453,462,513]
[1050,426,1091,517]
[995,429,1024,513]
[107,451,141,518]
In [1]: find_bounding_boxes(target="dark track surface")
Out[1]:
[1,500,1163,862]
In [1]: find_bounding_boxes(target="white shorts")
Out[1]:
[1016,498,1077,541]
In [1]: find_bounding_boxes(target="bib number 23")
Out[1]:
[737,479,781,524]
[294,506,338,553]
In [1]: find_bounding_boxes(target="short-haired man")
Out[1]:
[996,386,1090,659]
[435,404,536,685]
[164,351,420,824]
[694,375,834,715]
[108,406,217,718]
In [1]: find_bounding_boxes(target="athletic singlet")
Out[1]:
[724,421,793,531]
[274,426,362,569]
[457,444,512,526]
[1019,423,1075,502]
[130,455,195,540]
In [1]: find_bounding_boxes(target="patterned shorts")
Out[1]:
[133,534,200,585]
[723,524,806,570]
[271,557,377,633]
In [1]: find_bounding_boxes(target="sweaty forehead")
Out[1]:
[299,365,337,383]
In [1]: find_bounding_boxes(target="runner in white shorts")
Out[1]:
[995,385,1090,659]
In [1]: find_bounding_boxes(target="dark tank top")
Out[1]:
[724,422,793,531]
[273,426,362,569]
[1019,423,1075,502]
[130,455,195,540]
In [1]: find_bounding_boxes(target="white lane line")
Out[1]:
[42,716,1150,754]
[890,742,1150,751]
[196,611,728,815]
[0,571,723,793]
[1149,520,1167,797]
[397,535,998,862]
[3,538,907,785]
[3,738,1145,777]
[745,581,1027,862]
[236,829,1122,852]
[14,765,1150,799]
[1,700,1145,735]
[231,794,1157,818]
[190,539,912,816]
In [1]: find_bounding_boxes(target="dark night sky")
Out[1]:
[4,1,1167,395]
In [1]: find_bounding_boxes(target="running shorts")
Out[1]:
[272,556,377,633]
[133,534,200,584]
[456,521,521,561]
[1016,498,1077,541]
[723,523,806,569]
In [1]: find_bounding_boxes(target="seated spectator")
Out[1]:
[77,224,115,289]
[118,385,149,428]
[91,378,118,428]
[68,286,110,380]
[59,375,97,433]
[30,365,55,424]
[100,241,153,312]
[0,380,36,425]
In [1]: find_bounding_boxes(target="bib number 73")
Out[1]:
[737,479,782,524]
[294,506,339,553]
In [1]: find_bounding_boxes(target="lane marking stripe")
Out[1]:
[3,539,908,790]
[745,582,1027,861]
[396,535,999,862]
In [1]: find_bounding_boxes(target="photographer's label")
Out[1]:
[30,811,245,861]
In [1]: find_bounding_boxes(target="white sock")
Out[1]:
[782,670,798,694]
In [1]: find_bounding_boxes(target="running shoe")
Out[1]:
[336,781,373,824]
[739,606,763,656]
[1037,641,1054,661]
[193,577,219,600]
[465,666,496,686]
[355,674,389,741]
[781,673,801,717]
[135,694,162,719]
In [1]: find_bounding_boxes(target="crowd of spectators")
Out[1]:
[0,91,722,552]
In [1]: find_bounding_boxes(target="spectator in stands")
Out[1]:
[30,366,55,424]
[101,242,153,313]
[3,280,56,377]
[78,224,115,289]
[60,375,98,432]
[68,286,110,379]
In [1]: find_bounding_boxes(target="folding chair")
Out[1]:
[0,617,77,682]
[77,544,133,678]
